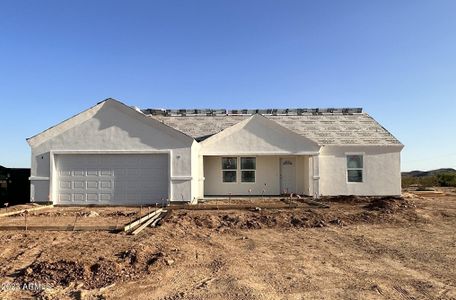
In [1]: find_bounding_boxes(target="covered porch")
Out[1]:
[202,155,320,198]
[196,114,322,199]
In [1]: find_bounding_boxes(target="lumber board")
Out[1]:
[150,211,167,227]
[0,205,54,218]
[295,195,329,208]
[0,225,119,231]
[123,209,162,232]
[130,209,164,235]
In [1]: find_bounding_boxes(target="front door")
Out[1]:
[280,157,296,194]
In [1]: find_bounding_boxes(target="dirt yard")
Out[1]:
[0,192,455,300]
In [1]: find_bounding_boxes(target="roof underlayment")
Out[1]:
[144,108,402,146]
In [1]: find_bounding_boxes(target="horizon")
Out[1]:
[1,0,455,171]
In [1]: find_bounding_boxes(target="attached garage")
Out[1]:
[54,153,169,205]
[28,99,196,205]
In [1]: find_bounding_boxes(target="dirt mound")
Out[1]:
[106,211,138,217]
[323,195,371,203]
[169,210,333,230]
[19,248,170,289]
[23,260,85,286]
[364,197,415,212]
[168,198,419,231]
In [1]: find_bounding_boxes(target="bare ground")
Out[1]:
[0,192,455,300]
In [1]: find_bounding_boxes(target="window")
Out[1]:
[241,157,256,183]
[347,154,363,182]
[222,157,237,182]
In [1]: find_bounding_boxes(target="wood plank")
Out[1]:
[295,195,329,208]
[122,209,161,232]
[0,205,54,218]
[0,225,118,231]
[130,209,164,235]
[150,211,167,227]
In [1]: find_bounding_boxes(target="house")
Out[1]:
[27,98,403,205]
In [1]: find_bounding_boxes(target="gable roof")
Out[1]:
[146,108,402,146]
[200,114,320,155]
[27,98,194,147]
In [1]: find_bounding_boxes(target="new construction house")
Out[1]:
[27,98,403,205]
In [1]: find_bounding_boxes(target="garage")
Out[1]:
[54,154,169,205]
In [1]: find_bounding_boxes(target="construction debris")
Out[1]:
[131,209,166,235]
[123,209,162,232]
[0,204,54,218]
[295,195,330,208]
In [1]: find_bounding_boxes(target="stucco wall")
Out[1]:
[319,145,402,196]
[204,156,280,195]
[200,115,320,156]
[190,141,201,203]
[203,155,312,196]
[296,156,311,195]
[29,101,194,203]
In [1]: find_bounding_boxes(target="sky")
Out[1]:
[0,0,455,171]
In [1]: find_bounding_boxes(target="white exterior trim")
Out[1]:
[29,176,50,181]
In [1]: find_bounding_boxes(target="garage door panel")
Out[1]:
[55,154,168,205]
[73,181,85,189]
[86,193,99,202]
[74,194,85,202]
[59,193,71,202]
[73,170,84,176]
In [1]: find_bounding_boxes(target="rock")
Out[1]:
[88,211,100,217]
[165,259,175,266]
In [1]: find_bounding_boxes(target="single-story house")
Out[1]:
[27,98,403,205]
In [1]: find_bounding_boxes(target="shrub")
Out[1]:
[436,173,456,187]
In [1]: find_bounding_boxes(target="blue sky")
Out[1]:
[0,0,455,171]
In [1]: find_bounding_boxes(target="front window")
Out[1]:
[347,155,363,182]
[241,157,256,183]
[222,157,237,182]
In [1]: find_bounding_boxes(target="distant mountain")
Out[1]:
[402,168,456,177]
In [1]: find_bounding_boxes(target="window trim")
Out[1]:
[221,157,238,183]
[346,153,364,183]
[240,157,256,184]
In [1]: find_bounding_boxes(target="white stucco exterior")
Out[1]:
[27,99,403,205]
[319,145,402,196]
[28,100,196,204]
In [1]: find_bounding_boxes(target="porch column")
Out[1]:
[312,155,320,198]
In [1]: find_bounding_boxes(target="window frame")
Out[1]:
[220,156,257,184]
[240,157,256,184]
[221,157,238,183]
[346,153,364,183]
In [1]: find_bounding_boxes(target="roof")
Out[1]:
[144,108,402,146]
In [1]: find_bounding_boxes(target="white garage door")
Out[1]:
[55,154,169,205]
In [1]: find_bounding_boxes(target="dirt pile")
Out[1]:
[322,195,367,204]
[168,197,418,230]
[169,210,345,230]
[364,197,416,212]
[19,247,172,289]
[105,211,138,217]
